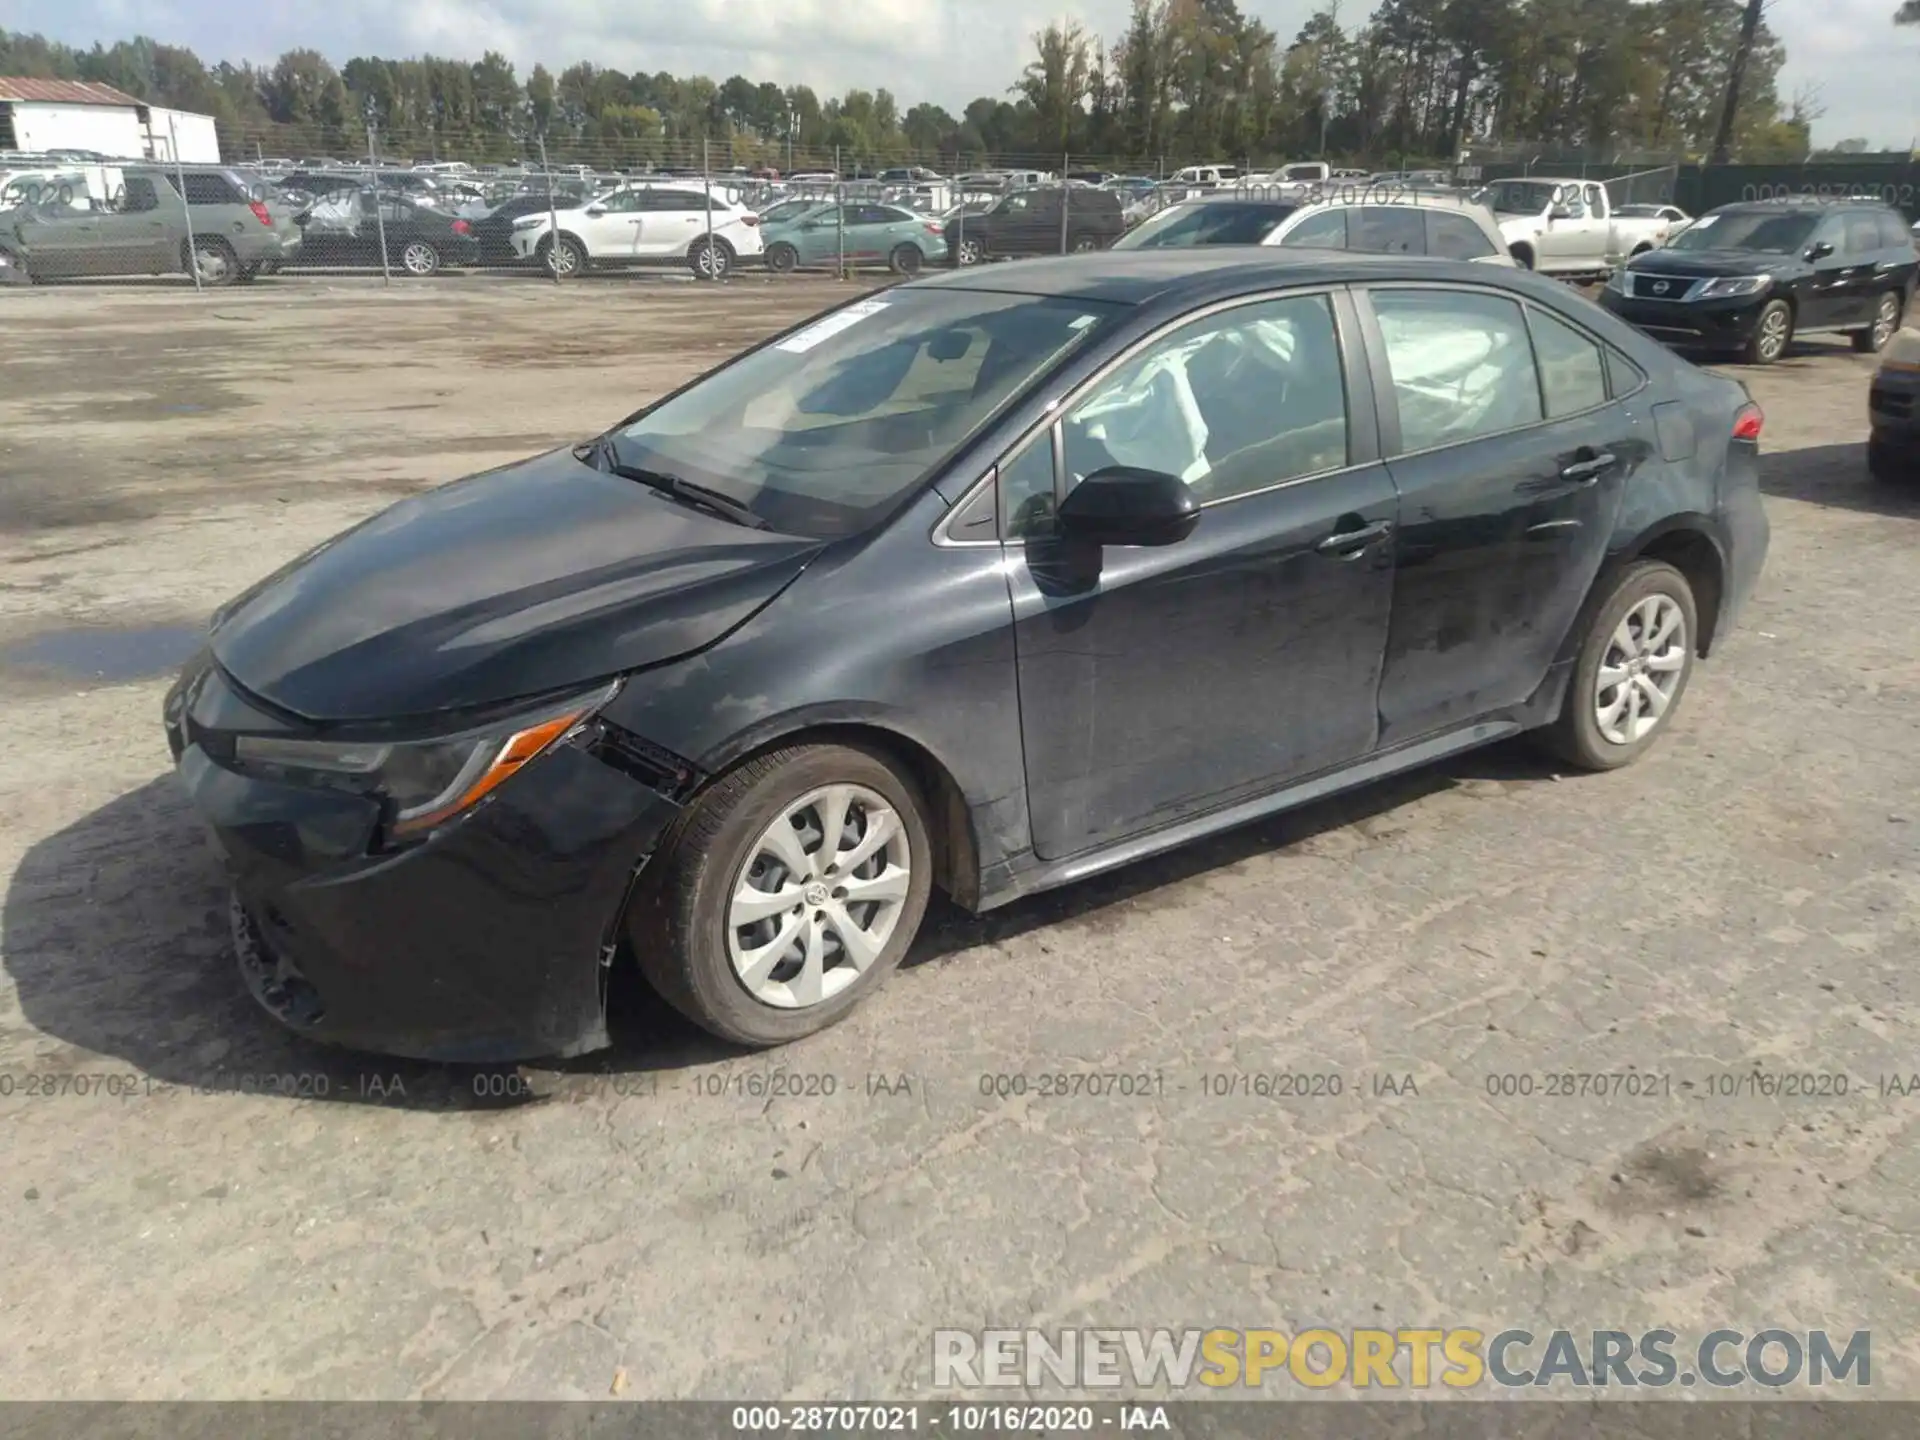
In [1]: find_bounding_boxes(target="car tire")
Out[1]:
[1070,234,1099,252]
[630,742,935,1047]
[1509,244,1535,270]
[399,240,441,277]
[888,243,923,276]
[766,242,799,274]
[955,236,984,267]
[690,237,733,280]
[1540,560,1699,772]
[1853,291,1903,354]
[184,236,238,287]
[1868,436,1912,483]
[541,234,586,278]
[0,247,30,284]
[1741,299,1792,365]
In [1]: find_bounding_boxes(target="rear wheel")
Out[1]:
[399,239,441,276]
[955,235,984,267]
[888,243,923,276]
[630,743,934,1047]
[690,237,733,280]
[1540,561,1698,772]
[1741,299,1792,365]
[1853,291,1903,354]
[185,236,237,286]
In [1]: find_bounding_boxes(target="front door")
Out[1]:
[1800,213,1857,329]
[1005,289,1398,860]
[581,188,648,260]
[1359,283,1641,745]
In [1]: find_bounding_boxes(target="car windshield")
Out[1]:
[1668,211,1818,253]
[611,290,1118,538]
[1482,180,1562,215]
[1114,201,1296,249]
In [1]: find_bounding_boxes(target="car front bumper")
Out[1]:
[1598,288,1773,349]
[1870,370,1920,450]
[164,659,687,1063]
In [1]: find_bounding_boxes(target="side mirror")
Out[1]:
[585,206,607,217]
[1807,240,1835,260]
[1548,204,1579,221]
[1056,466,1200,548]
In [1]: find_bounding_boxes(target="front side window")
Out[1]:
[599,190,647,213]
[1670,210,1817,254]
[613,290,1115,538]
[1482,180,1561,217]
[998,432,1058,539]
[1427,210,1498,260]
[1059,293,1349,507]
[1370,288,1543,452]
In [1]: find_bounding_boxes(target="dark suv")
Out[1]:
[1600,198,1917,365]
[954,185,1125,263]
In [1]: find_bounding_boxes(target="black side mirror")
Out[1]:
[1056,466,1200,547]
[1807,240,1834,260]
[585,206,607,217]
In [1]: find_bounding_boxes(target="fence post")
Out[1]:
[366,115,391,287]
[169,116,202,293]
[537,132,561,284]
[702,137,715,282]
[836,180,847,281]
[1060,150,1070,254]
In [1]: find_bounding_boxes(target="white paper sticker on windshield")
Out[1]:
[776,299,890,353]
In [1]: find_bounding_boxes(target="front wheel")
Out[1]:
[1742,299,1792,365]
[765,242,799,274]
[1853,291,1903,354]
[888,243,923,276]
[540,234,586,278]
[955,236,984,267]
[1869,436,1913,483]
[1509,245,1535,271]
[1539,560,1698,772]
[630,743,934,1046]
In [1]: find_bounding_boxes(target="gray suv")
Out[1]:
[0,166,299,285]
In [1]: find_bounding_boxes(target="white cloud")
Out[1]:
[10,0,1919,147]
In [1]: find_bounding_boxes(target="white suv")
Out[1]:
[510,183,765,279]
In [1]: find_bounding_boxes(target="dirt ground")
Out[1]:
[1,272,1917,1401]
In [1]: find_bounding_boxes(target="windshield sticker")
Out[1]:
[776,299,890,353]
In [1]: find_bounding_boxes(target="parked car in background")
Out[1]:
[0,165,296,284]
[1868,324,1920,482]
[292,190,479,275]
[511,183,764,279]
[939,200,1000,265]
[1600,199,1917,365]
[1481,177,1672,275]
[167,249,1768,1060]
[954,184,1125,262]
[468,194,567,266]
[762,201,947,275]
[1617,203,1694,238]
[1113,188,1514,267]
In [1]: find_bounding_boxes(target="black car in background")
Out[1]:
[1600,199,1917,364]
[1869,326,1920,482]
[291,191,480,275]
[957,185,1126,262]
[167,251,1769,1062]
[468,194,565,266]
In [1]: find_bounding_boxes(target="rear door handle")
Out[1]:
[1560,451,1618,483]
[1316,518,1393,555]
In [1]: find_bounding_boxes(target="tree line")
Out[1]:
[0,0,1897,172]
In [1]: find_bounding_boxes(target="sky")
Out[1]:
[9,0,1920,151]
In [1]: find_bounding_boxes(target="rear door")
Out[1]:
[636,188,710,258]
[1357,282,1645,745]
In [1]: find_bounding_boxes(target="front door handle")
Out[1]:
[1560,451,1618,484]
[1316,517,1393,555]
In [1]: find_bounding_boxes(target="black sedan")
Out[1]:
[290,191,480,275]
[166,251,1770,1060]
[1600,199,1916,365]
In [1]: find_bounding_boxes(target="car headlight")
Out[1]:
[1604,269,1627,293]
[1695,276,1771,299]
[511,214,550,230]
[232,682,618,840]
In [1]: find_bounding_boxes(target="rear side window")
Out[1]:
[1527,306,1609,417]
[1876,212,1913,249]
[1844,213,1882,255]
[1352,206,1425,255]
[1605,348,1648,399]
[169,172,238,205]
[1425,210,1498,260]
[1280,208,1348,249]
[121,177,161,213]
[1370,288,1542,451]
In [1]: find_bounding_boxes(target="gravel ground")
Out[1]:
[1,274,1917,1402]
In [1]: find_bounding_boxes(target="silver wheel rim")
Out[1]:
[1595,593,1687,746]
[1874,295,1897,348]
[696,243,725,278]
[726,784,910,1009]
[1758,306,1788,360]
[402,242,435,274]
[958,239,980,265]
[549,241,577,276]
[194,244,231,283]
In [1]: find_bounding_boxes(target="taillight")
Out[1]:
[1732,403,1763,441]
[451,218,471,235]
[740,214,760,226]
[925,222,943,234]
[248,201,273,227]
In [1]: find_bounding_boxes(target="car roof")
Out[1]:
[904,249,1551,307]
[1706,199,1895,215]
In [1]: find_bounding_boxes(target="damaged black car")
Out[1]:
[168,251,1769,1061]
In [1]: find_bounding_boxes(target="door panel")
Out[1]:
[1361,285,1641,744]
[1006,289,1397,861]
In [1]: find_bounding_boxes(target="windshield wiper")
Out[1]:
[575,434,770,530]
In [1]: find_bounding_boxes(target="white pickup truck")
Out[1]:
[1477,177,1677,277]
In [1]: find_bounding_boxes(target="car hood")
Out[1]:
[1626,248,1801,277]
[210,448,825,723]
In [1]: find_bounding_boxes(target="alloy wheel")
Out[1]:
[1756,305,1789,362]
[726,784,911,1009]
[1873,294,1898,350]
[957,238,982,266]
[694,241,730,279]
[1594,594,1688,746]
[547,238,580,277]
[193,243,233,285]
[401,241,438,275]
